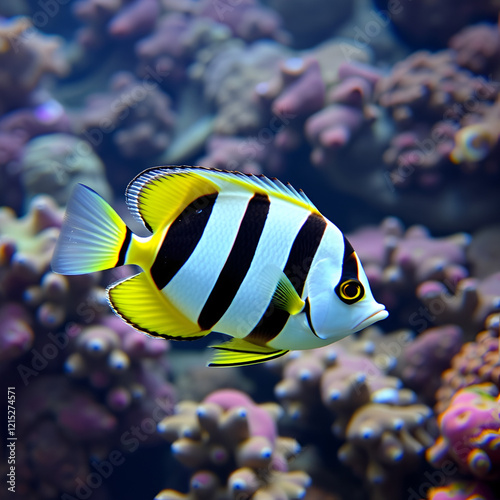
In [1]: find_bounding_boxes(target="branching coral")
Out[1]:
[346,217,470,312]
[156,389,310,500]
[272,331,435,500]
[339,403,434,500]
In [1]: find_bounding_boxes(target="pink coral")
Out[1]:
[427,384,500,479]
[427,480,497,500]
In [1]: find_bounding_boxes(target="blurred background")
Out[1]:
[1,1,500,499]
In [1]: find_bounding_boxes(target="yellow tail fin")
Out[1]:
[52,184,129,275]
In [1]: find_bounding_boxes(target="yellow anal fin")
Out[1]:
[107,272,209,340]
[208,338,289,367]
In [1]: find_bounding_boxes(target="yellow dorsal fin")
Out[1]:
[126,167,219,233]
[107,272,209,340]
[208,338,289,367]
[126,166,320,232]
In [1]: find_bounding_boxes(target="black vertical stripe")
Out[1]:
[198,193,270,330]
[340,235,359,279]
[116,227,132,267]
[245,213,327,345]
[150,193,218,289]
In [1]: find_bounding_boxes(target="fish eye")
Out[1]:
[337,279,364,304]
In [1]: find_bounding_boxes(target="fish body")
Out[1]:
[52,166,388,366]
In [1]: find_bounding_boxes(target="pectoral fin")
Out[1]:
[261,266,305,315]
[208,338,289,367]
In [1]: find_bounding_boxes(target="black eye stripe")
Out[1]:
[335,236,364,304]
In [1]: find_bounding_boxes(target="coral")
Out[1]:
[18,133,113,206]
[427,384,500,480]
[0,100,71,209]
[197,0,290,44]
[435,313,500,414]
[339,403,434,500]
[393,325,464,405]
[373,48,500,204]
[0,195,63,301]
[200,40,291,135]
[416,273,500,338]
[427,480,497,500]
[305,60,381,167]
[15,376,117,499]
[272,331,437,500]
[375,50,497,125]
[274,333,418,432]
[64,314,172,418]
[0,17,69,114]
[135,12,232,83]
[449,22,500,76]
[258,57,326,123]
[311,44,500,231]
[0,196,113,332]
[74,71,176,160]
[346,218,470,312]
[0,201,175,499]
[156,389,310,500]
[73,0,160,48]
[197,39,370,172]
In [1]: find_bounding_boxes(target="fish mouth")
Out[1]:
[354,307,389,331]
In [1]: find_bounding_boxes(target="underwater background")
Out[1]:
[1,0,500,499]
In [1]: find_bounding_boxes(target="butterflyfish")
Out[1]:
[51,166,388,367]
